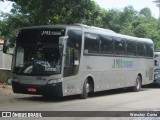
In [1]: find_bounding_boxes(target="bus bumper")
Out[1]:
[12,81,63,97]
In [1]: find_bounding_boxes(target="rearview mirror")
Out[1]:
[59,36,68,55]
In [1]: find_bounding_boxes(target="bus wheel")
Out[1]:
[132,76,141,92]
[80,79,90,99]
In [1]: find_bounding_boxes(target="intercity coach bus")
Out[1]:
[3,24,154,99]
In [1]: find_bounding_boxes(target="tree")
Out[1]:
[102,9,121,32]
[0,13,31,40]
[118,6,137,35]
[1,0,160,50]
[102,6,137,33]
[139,7,152,17]
[8,0,100,25]
[0,0,101,40]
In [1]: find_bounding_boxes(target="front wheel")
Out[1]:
[80,79,90,99]
[132,76,142,92]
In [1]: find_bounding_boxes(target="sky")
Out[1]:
[0,0,160,18]
[94,0,159,18]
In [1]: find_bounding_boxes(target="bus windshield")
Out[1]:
[13,28,65,76]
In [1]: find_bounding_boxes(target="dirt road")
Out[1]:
[0,84,160,120]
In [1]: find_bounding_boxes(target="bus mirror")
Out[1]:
[59,36,68,53]
[3,39,15,55]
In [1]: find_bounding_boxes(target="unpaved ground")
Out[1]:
[0,84,13,95]
[0,84,19,105]
[1,85,160,120]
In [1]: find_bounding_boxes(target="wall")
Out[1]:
[0,45,12,83]
[0,45,12,70]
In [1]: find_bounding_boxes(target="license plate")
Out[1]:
[28,88,37,92]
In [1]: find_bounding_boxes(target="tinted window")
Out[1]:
[146,44,153,57]
[137,42,146,56]
[14,28,65,76]
[17,29,65,44]
[114,37,126,55]
[65,48,75,67]
[64,30,82,77]
[84,33,100,54]
[67,30,82,50]
[100,35,114,54]
[126,40,136,56]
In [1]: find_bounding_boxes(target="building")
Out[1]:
[0,40,12,70]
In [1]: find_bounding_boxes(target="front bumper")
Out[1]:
[12,81,63,97]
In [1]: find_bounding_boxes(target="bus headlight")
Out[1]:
[47,78,63,84]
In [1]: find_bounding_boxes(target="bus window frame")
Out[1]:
[126,39,137,57]
[100,34,114,56]
[113,37,126,56]
[136,42,146,57]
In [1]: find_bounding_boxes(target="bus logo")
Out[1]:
[41,31,62,36]
[112,59,133,68]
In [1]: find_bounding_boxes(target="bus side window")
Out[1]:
[100,35,114,55]
[65,48,74,67]
[114,37,126,55]
[137,42,146,57]
[64,48,79,77]
[126,40,136,56]
[65,48,79,67]
[63,29,82,77]
[146,44,153,58]
[84,33,100,54]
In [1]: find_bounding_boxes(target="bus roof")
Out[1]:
[20,24,153,44]
[20,24,81,30]
[115,33,153,44]
[75,24,153,44]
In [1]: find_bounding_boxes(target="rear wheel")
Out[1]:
[132,75,141,92]
[80,79,90,99]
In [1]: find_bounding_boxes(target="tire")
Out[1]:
[132,76,141,92]
[80,79,90,99]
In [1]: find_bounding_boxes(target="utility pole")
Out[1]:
[153,0,160,19]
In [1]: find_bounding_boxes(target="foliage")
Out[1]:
[7,0,99,25]
[139,7,152,17]
[0,0,160,50]
[0,12,31,40]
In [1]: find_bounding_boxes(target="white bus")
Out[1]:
[3,24,154,98]
[154,51,160,70]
